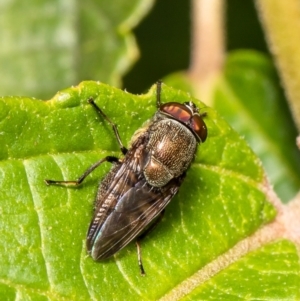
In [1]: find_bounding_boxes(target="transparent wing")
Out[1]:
[86,162,139,248]
[87,171,183,260]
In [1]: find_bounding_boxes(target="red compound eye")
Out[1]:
[160,102,207,142]
[191,114,207,142]
[160,102,192,123]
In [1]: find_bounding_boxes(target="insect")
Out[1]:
[45,81,207,275]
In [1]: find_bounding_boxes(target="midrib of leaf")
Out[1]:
[159,240,300,301]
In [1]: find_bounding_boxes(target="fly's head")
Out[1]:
[159,101,207,143]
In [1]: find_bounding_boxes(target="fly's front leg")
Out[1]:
[88,98,128,155]
[136,210,165,276]
[45,156,119,186]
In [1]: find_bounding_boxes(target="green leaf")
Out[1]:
[0,0,154,98]
[180,240,300,300]
[1,82,276,300]
[214,50,300,203]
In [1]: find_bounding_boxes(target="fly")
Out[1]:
[45,81,207,275]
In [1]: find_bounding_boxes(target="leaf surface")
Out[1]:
[181,240,300,300]
[0,82,277,300]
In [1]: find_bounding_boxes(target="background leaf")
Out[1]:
[0,82,275,300]
[164,51,300,204]
[0,0,154,98]
[213,50,300,203]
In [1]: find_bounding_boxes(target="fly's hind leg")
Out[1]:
[45,156,119,186]
[136,209,165,276]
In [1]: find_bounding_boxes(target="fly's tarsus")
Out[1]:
[136,240,145,276]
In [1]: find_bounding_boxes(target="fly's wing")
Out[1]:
[88,173,183,260]
[86,162,139,252]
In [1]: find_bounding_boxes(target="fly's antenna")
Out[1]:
[156,80,162,108]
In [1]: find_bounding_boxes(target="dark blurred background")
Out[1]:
[123,0,269,93]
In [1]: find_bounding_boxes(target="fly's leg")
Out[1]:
[88,98,127,155]
[45,156,119,186]
[156,80,162,108]
[136,241,145,276]
[46,98,126,186]
[136,210,165,276]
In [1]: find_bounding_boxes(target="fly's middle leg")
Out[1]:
[45,156,119,186]
[136,209,165,276]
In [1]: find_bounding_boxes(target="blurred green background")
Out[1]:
[123,0,269,93]
[0,0,270,97]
